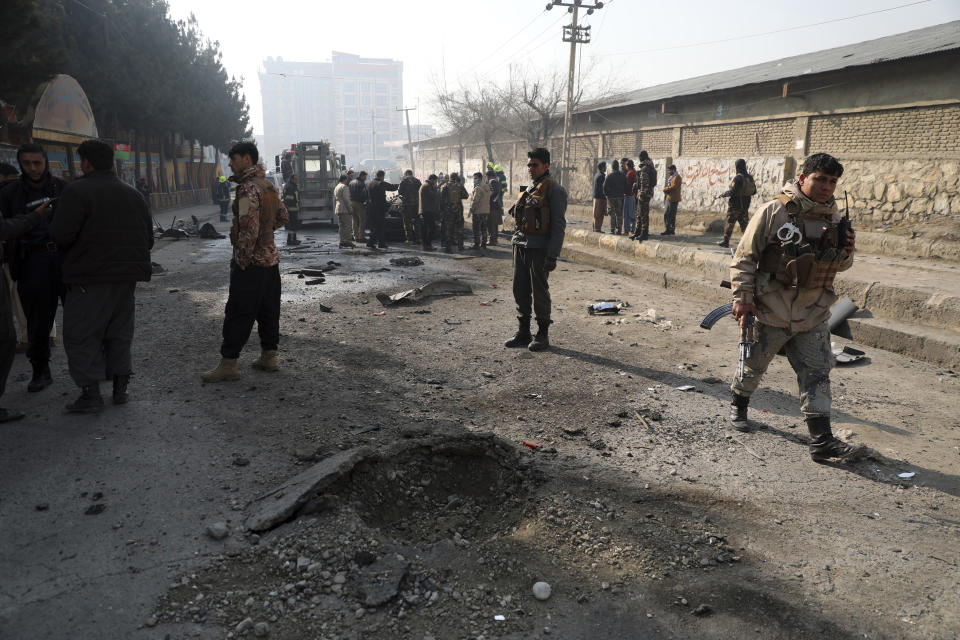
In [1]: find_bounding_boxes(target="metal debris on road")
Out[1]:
[833,345,867,365]
[898,472,916,478]
[675,385,696,392]
[389,256,424,267]
[376,279,473,306]
[587,301,630,315]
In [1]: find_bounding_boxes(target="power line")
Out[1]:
[459,7,552,78]
[595,0,935,57]
[474,12,568,83]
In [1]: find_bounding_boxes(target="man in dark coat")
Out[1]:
[365,170,398,249]
[0,185,53,421]
[592,161,606,232]
[0,143,67,393]
[49,139,154,413]
[419,174,440,251]
[397,169,422,244]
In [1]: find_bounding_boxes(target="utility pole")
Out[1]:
[546,0,603,187]
[371,109,376,169]
[397,105,417,174]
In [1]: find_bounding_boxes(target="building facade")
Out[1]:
[260,52,403,168]
[415,22,960,226]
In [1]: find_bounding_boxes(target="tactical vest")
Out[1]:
[513,177,553,235]
[758,194,844,290]
[231,177,280,247]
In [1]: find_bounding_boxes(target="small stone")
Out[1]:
[84,503,106,516]
[253,621,270,636]
[532,581,552,601]
[232,457,250,467]
[235,617,254,633]
[35,503,49,511]
[145,616,157,627]
[333,572,347,584]
[693,604,713,617]
[601,582,610,590]
[481,371,495,379]
[206,522,230,540]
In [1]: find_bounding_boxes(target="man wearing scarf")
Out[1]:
[728,153,863,463]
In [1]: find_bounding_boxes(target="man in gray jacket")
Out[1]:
[505,148,567,352]
[602,160,627,234]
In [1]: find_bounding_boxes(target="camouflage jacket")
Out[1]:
[230,166,289,269]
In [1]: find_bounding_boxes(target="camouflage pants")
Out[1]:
[401,202,420,242]
[472,213,490,246]
[731,320,833,418]
[606,197,623,233]
[723,207,749,242]
[636,197,651,237]
[441,209,464,247]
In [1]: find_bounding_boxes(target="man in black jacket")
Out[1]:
[0,143,67,393]
[49,139,154,413]
[602,160,627,235]
[397,169,422,244]
[0,189,53,421]
[365,170,398,249]
[419,174,440,251]
[592,161,606,232]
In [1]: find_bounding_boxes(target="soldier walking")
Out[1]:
[631,150,656,242]
[469,172,491,249]
[505,148,566,352]
[728,152,863,462]
[398,169,422,244]
[717,158,756,248]
[439,173,468,253]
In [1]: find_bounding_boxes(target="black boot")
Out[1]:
[729,393,750,432]
[528,321,550,352]
[27,361,53,392]
[807,416,864,462]
[113,375,130,405]
[66,384,104,414]
[716,238,730,248]
[504,320,532,348]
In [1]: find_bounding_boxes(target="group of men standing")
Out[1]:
[0,141,154,417]
[593,150,671,240]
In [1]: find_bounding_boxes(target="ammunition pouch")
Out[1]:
[516,179,553,235]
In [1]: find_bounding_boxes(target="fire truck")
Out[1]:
[275,141,346,229]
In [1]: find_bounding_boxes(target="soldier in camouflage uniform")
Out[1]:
[439,172,468,253]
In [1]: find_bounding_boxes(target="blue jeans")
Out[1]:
[622,196,636,233]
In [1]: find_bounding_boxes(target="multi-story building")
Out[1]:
[259,52,403,168]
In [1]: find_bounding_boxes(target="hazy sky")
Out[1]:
[165,0,959,136]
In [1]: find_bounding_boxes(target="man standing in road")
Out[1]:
[49,139,154,413]
[662,164,682,235]
[505,148,567,352]
[602,160,627,235]
[334,173,354,248]
[282,174,301,246]
[348,171,368,245]
[728,152,863,462]
[0,143,67,393]
[215,175,231,222]
[0,181,53,421]
[439,173,468,253]
[623,159,637,236]
[469,171,491,249]
[398,169,422,245]
[592,161,606,232]
[487,168,503,246]
[365,170,398,249]
[419,174,440,252]
[632,150,657,242]
[718,158,756,248]
[201,141,289,383]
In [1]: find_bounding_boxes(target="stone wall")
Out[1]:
[808,104,960,156]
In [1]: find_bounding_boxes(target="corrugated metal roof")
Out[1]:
[586,20,960,113]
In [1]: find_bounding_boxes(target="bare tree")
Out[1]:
[430,76,510,168]
[430,76,474,177]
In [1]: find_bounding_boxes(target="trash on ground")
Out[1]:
[305,279,325,285]
[898,472,916,479]
[588,300,630,315]
[151,261,165,275]
[289,269,327,277]
[675,385,696,392]
[526,393,543,399]
[199,223,224,239]
[389,256,424,267]
[646,308,661,322]
[833,344,867,365]
[372,311,386,316]
[522,440,541,450]
[318,303,332,313]
[443,318,462,325]
[376,279,473,306]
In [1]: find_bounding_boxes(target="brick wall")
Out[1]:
[680,119,794,156]
[638,128,674,157]
[807,104,960,155]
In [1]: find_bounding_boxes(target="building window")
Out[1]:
[344,94,356,105]
[375,95,387,107]
[361,94,371,106]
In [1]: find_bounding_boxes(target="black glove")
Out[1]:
[544,255,558,272]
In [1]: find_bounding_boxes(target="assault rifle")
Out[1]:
[838,191,853,252]
[738,313,756,382]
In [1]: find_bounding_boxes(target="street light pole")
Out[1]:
[547,0,603,187]
[397,105,417,174]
